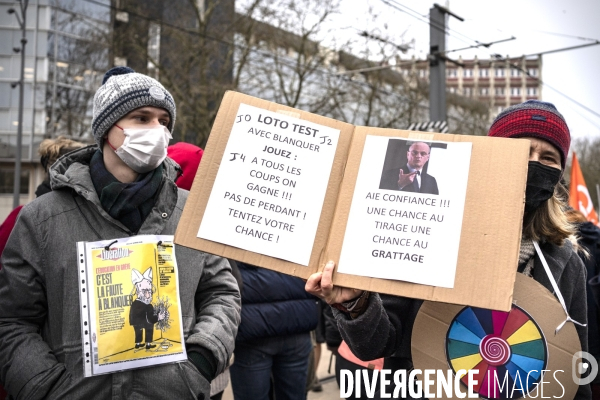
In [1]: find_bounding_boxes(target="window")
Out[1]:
[528,68,538,77]
[0,169,29,194]
[527,87,538,96]
[479,68,489,77]
[464,68,473,77]
[447,69,457,78]
[449,87,456,94]
[511,87,521,96]
[495,87,505,96]
[510,69,521,77]
[147,22,161,79]
[464,87,472,96]
[419,69,427,78]
[480,88,489,96]
[495,68,505,77]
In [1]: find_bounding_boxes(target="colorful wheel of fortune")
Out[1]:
[446,305,548,399]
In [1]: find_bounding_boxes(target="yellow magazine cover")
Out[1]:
[77,235,187,377]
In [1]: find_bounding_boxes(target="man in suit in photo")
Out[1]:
[379,141,439,195]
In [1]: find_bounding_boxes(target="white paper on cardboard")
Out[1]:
[198,103,340,265]
[337,135,472,288]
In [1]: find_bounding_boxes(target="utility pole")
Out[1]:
[9,0,29,209]
[429,3,463,122]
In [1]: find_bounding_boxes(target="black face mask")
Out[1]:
[525,161,561,213]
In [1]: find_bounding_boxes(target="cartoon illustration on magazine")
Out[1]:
[129,267,172,352]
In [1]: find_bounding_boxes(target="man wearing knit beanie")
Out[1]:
[0,67,240,399]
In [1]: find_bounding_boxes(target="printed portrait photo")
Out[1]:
[379,139,447,195]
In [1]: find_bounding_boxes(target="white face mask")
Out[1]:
[108,124,172,174]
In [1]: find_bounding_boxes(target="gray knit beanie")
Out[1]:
[91,67,176,150]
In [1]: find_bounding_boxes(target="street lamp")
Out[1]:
[8,0,29,209]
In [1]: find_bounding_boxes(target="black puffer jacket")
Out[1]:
[236,263,318,342]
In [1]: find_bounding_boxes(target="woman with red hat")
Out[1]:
[306,100,591,399]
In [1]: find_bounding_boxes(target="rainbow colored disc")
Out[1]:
[445,305,548,399]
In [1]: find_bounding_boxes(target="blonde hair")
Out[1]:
[38,136,86,171]
[564,208,588,224]
[522,186,576,246]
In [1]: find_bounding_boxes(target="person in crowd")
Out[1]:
[0,66,241,400]
[37,136,88,196]
[566,207,600,399]
[306,100,591,399]
[167,141,204,192]
[380,141,438,194]
[0,136,86,269]
[319,301,384,400]
[0,136,85,400]
[230,262,317,400]
[306,299,327,394]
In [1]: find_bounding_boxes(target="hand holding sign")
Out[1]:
[398,169,418,189]
[305,261,363,305]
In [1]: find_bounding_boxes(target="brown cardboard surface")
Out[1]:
[174,91,355,279]
[412,274,580,399]
[327,126,530,311]
[175,91,530,310]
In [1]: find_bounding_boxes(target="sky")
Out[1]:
[331,0,600,141]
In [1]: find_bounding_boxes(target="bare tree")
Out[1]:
[447,93,491,136]
[46,1,111,139]
[112,0,259,146]
[236,0,342,112]
[49,0,497,144]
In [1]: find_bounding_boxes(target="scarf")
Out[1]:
[90,151,163,233]
[518,236,536,277]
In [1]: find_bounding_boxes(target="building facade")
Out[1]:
[397,55,543,117]
[0,0,110,217]
[0,0,543,220]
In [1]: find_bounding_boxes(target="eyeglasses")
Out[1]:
[410,151,429,157]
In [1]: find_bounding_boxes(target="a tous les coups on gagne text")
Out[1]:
[365,191,451,265]
[220,111,335,245]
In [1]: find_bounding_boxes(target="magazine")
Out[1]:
[77,235,186,377]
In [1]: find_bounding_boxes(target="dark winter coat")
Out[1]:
[576,222,600,359]
[0,146,241,400]
[236,263,318,343]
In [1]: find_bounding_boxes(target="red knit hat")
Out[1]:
[488,100,570,169]
[167,142,204,191]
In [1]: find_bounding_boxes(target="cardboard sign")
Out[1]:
[411,274,581,399]
[197,103,341,265]
[174,91,530,311]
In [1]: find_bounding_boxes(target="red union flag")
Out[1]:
[569,152,599,225]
